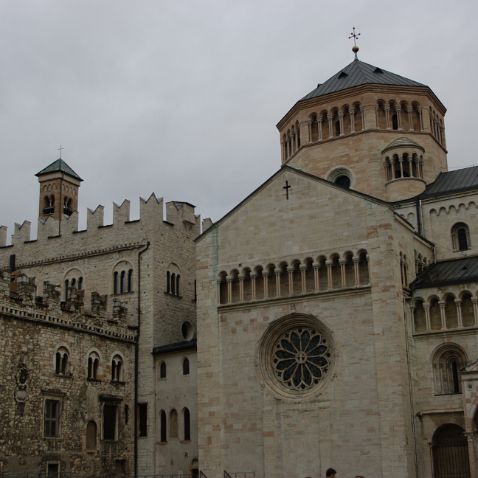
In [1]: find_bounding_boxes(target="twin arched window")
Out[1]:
[64,275,84,301]
[88,352,100,380]
[55,347,69,375]
[111,355,123,382]
[452,223,471,252]
[43,195,55,215]
[166,271,181,297]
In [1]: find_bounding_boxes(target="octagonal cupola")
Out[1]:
[277,55,448,202]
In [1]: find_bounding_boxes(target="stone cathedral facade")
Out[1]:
[1,52,478,478]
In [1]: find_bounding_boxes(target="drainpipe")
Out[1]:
[135,241,150,478]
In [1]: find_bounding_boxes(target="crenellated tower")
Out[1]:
[36,158,82,221]
[277,49,448,202]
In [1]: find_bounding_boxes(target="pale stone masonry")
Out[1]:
[196,56,478,478]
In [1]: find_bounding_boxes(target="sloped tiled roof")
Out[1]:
[421,166,478,198]
[412,256,478,289]
[36,159,83,181]
[302,59,426,101]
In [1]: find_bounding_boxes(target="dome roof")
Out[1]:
[302,59,426,101]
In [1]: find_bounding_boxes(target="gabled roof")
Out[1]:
[412,256,478,289]
[36,159,83,182]
[196,165,391,242]
[420,166,478,199]
[302,59,426,101]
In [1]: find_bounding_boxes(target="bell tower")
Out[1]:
[36,157,83,221]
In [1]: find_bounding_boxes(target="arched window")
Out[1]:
[176,275,180,296]
[183,358,190,376]
[413,299,427,332]
[64,279,69,301]
[43,195,55,215]
[111,355,123,382]
[55,347,69,375]
[88,352,100,380]
[461,292,475,327]
[78,277,83,290]
[183,408,191,441]
[63,197,73,216]
[113,271,118,295]
[160,361,166,379]
[451,223,471,251]
[433,345,467,395]
[335,175,350,189]
[160,410,167,442]
[86,421,97,450]
[391,113,398,130]
[127,269,133,293]
[169,409,178,438]
[218,271,228,304]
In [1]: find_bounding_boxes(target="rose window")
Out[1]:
[272,326,330,391]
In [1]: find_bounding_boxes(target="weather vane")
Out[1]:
[348,27,361,59]
[58,144,64,159]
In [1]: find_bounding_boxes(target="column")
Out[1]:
[409,303,416,332]
[275,269,281,297]
[360,105,365,130]
[300,265,307,294]
[439,301,446,329]
[313,262,319,291]
[385,105,391,129]
[339,111,344,136]
[238,275,244,302]
[217,280,222,305]
[455,299,463,328]
[318,118,323,141]
[353,257,360,286]
[227,277,232,304]
[419,158,424,178]
[287,267,294,296]
[326,260,333,289]
[262,269,269,299]
[251,272,257,301]
[399,157,404,178]
[328,116,333,139]
[396,106,402,129]
[408,155,413,177]
[339,259,346,288]
[408,107,414,131]
[472,298,478,326]
[307,120,312,143]
[424,303,431,330]
[349,110,355,133]
[419,107,424,131]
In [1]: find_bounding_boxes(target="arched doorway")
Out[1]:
[432,424,470,477]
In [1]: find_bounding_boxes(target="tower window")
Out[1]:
[43,195,55,215]
[392,113,398,130]
[451,223,471,251]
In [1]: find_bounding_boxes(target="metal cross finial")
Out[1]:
[57,144,64,159]
[348,27,361,59]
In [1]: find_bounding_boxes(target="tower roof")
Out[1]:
[36,159,83,182]
[302,59,426,101]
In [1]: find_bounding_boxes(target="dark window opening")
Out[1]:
[44,399,60,437]
[451,360,460,394]
[43,195,55,215]
[124,404,129,424]
[138,403,148,437]
[335,175,351,189]
[113,271,118,295]
[103,404,117,440]
[183,408,191,441]
[334,120,341,137]
[86,421,97,450]
[458,228,469,251]
[160,410,167,442]
[127,269,133,292]
[160,361,166,379]
[392,113,398,130]
[46,463,60,478]
[166,271,170,293]
[120,271,125,294]
[183,358,190,375]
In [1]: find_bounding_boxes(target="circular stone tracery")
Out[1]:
[272,326,330,391]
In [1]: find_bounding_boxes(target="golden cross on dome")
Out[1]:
[348,27,361,59]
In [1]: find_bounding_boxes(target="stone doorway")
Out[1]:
[432,424,470,478]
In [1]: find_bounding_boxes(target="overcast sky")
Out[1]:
[0,0,476,237]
